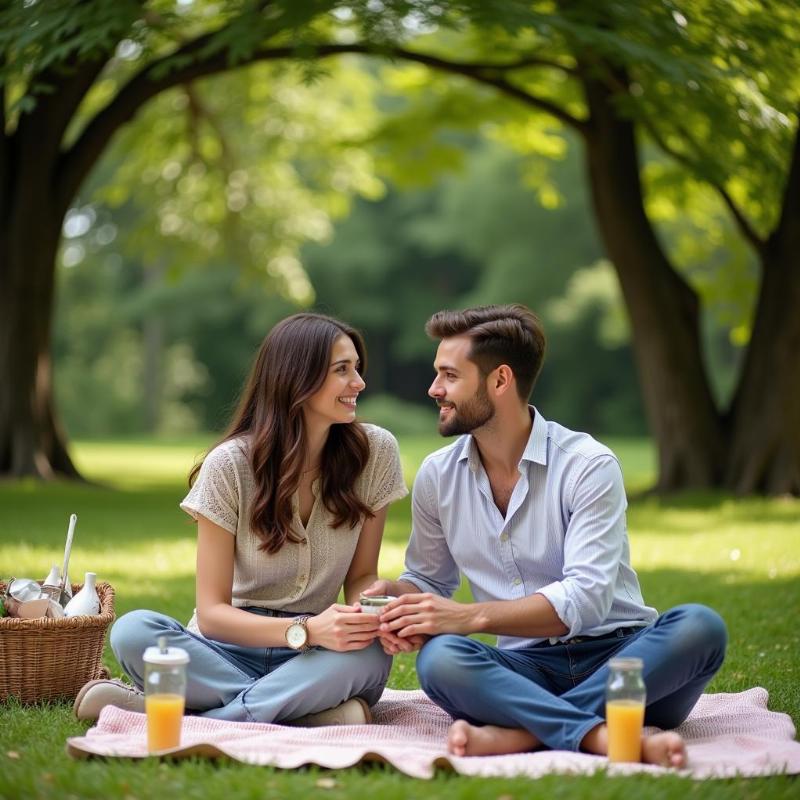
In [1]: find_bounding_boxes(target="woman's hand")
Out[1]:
[305,603,380,651]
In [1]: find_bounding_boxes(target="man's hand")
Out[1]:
[361,582,429,653]
[378,593,475,639]
[376,629,429,655]
[360,579,397,597]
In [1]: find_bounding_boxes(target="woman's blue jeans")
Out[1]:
[110,608,391,723]
[416,603,727,752]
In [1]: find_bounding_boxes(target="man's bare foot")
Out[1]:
[641,731,687,768]
[582,723,687,768]
[447,720,539,757]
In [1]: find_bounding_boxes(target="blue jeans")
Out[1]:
[416,603,727,752]
[110,608,391,723]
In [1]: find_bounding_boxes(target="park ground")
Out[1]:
[1,435,798,799]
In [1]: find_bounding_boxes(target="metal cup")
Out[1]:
[8,578,47,602]
[359,594,396,614]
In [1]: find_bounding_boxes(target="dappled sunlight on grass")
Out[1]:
[0,539,197,584]
[627,495,799,579]
[629,528,798,579]
[72,439,207,490]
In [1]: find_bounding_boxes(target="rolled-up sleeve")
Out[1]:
[536,455,627,637]
[398,462,461,598]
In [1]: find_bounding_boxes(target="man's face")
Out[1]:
[429,336,495,436]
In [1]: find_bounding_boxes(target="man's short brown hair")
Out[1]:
[425,304,546,401]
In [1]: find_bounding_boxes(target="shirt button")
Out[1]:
[513,578,522,586]
[500,533,509,542]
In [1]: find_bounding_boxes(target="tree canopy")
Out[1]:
[2,0,798,492]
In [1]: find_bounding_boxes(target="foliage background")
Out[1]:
[55,121,744,440]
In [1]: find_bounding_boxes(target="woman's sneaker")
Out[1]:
[288,697,372,727]
[73,678,145,721]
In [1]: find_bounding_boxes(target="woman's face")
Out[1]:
[303,335,366,432]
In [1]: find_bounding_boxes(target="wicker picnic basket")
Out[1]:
[0,581,115,704]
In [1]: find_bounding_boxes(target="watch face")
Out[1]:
[286,622,307,649]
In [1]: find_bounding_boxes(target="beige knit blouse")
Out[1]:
[180,424,408,633]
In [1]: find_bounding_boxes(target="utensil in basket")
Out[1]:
[59,513,77,605]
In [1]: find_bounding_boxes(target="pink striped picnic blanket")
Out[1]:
[66,687,800,779]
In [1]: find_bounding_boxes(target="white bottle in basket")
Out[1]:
[64,572,100,617]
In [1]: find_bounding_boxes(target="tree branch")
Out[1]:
[385,47,586,133]
[716,184,768,256]
[58,41,585,211]
[449,55,578,75]
[595,67,767,255]
[643,117,765,255]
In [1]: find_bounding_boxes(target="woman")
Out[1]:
[74,313,407,725]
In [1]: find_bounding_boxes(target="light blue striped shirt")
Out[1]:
[398,408,658,649]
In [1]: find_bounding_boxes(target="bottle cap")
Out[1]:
[143,645,190,665]
[608,656,643,670]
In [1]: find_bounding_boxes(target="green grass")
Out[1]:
[1,435,798,798]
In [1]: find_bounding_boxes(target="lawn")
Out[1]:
[1,434,798,799]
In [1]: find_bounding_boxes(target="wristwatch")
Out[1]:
[285,615,311,651]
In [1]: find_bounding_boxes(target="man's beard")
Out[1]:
[437,384,494,436]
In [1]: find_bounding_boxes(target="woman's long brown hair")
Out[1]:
[189,313,373,553]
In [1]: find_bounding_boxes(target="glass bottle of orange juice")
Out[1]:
[605,657,646,763]
[143,637,190,753]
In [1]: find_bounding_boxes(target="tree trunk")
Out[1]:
[580,70,727,490]
[0,172,80,479]
[0,55,109,480]
[724,125,800,494]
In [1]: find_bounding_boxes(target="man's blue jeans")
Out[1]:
[111,608,391,723]
[416,603,727,752]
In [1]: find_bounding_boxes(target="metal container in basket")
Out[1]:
[0,581,115,704]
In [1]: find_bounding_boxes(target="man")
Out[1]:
[366,304,726,766]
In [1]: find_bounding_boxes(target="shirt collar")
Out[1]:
[458,406,548,470]
[525,406,548,466]
[457,434,478,470]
